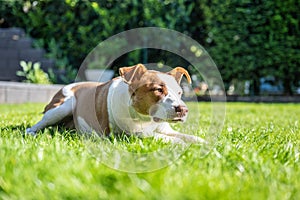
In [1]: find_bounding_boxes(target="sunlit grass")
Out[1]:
[0,103,299,199]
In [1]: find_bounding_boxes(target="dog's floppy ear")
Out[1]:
[168,67,192,84]
[119,64,147,84]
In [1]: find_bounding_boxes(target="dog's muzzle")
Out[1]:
[150,104,188,123]
[174,105,188,118]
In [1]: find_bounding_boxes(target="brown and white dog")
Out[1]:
[26,64,204,144]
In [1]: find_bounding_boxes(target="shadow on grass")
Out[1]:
[0,124,26,132]
[0,123,155,145]
[0,123,79,140]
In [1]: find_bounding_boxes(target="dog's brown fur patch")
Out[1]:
[43,88,65,114]
[95,81,113,135]
[129,70,168,115]
[42,82,112,135]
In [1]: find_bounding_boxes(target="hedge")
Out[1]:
[1,0,299,94]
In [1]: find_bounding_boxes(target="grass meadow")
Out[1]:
[0,102,299,199]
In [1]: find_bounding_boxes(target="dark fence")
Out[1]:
[196,95,300,103]
[0,27,54,81]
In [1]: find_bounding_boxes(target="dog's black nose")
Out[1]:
[175,105,188,115]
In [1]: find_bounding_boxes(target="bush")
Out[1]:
[16,61,52,84]
[1,0,299,94]
[201,0,300,94]
[0,0,194,83]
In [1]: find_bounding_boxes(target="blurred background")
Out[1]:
[0,0,299,96]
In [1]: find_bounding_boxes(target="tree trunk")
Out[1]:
[283,77,293,96]
[253,78,260,96]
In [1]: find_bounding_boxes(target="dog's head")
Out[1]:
[119,64,191,123]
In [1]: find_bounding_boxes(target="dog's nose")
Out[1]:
[174,105,188,115]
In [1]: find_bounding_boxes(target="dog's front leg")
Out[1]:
[156,123,206,144]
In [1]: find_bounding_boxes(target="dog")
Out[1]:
[26,64,205,144]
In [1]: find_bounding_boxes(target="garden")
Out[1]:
[1,0,299,94]
[0,1,300,199]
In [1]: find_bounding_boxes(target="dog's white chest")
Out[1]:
[107,79,158,136]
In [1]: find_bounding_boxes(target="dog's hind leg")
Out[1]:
[26,97,74,135]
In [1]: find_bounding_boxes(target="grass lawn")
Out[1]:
[0,102,299,199]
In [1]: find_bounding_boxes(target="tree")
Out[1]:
[1,0,299,92]
[201,0,300,95]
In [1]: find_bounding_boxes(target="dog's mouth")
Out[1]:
[152,117,184,123]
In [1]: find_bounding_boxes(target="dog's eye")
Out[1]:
[155,88,163,93]
[152,87,163,93]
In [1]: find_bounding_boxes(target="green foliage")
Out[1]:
[1,0,299,93]
[16,61,52,84]
[0,0,198,83]
[201,0,300,94]
[0,103,300,199]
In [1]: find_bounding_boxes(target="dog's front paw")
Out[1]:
[25,128,36,136]
[154,134,186,145]
[192,135,207,144]
[179,134,207,145]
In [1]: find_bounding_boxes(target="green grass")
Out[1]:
[0,102,299,199]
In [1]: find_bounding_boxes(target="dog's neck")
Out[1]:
[128,105,152,122]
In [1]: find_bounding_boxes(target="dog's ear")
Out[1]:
[168,67,192,84]
[119,64,147,84]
